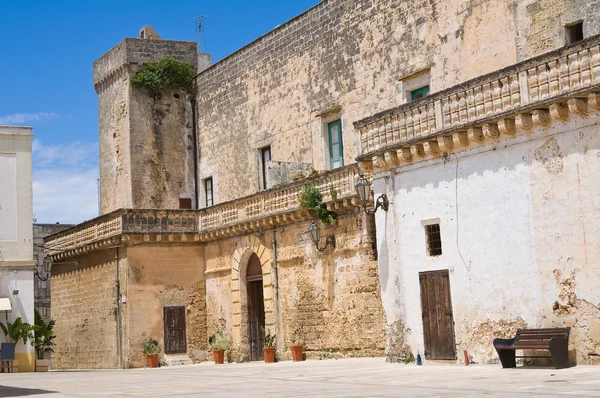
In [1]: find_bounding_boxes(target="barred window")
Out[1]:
[425,224,442,256]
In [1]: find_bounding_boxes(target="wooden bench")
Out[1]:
[493,327,570,369]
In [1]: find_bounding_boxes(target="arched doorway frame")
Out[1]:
[231,235,274,357]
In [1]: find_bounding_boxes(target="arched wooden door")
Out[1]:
[247,253,265,361]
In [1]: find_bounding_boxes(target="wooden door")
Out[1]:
[419,270,456,360]
[163,306,187,354]
[247,280,265,361]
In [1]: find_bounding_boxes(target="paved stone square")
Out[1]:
[1,358,600,397]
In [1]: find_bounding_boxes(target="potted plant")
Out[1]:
[290,326,304,362]
[141,337,161,368]
[0,316,34,364]
[208,330,229,364]
[33,309,55,372]
[262,327,276,364]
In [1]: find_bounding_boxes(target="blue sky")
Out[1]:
[0,0,320,224]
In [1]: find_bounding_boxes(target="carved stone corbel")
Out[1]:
[423,140,441,156]
[515,113,533,130]
[588,92,600,110]
[453,131,469,147]
[567,98,588,115]
[532,109,550,126]
[497,119,516,136]
[483,123,500,139]
[549,103,568,120]
[467,127,484,142]
[438,135,454,152]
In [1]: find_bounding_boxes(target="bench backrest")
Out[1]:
[515,327,570,346]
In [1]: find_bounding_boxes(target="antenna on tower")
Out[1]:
[191,15,207,52]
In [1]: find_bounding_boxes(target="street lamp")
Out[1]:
[355,174,389,214]
[34,261,52,282]
[308,221,335,252]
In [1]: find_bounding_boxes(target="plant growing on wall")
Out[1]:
[33,309,56,360]
[131,56,196,99]
[261,327,276,348]
[300,183,337,225]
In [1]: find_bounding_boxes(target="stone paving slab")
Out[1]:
[1,358,600,397]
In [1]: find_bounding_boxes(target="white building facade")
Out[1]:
[356,37,600,365]
[0,125,35,372]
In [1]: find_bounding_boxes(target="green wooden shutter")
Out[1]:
[328,120,343,169]
[411,85,430,101]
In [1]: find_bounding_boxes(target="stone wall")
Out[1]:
[94,38,197,214]
[125,245,206,367]
[196,0,590,206]
[33,223,72,322]
[51,249,121,369]
[203,210,386,362]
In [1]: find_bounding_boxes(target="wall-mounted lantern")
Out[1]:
[355,173,389,214]
[308,221,335,252]
[34,261,51,282]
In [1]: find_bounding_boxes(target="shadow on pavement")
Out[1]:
[0,385,56,397]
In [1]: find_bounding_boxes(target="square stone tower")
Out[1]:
[93,28,198,214]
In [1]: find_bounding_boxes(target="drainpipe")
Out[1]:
[191,97,200,209]
[272,230,281,353]
[115,248,123,369]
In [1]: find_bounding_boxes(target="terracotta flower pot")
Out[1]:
[213,350,225,364]
[147,354,159,368]
[263,347,275,363]
[291,345,303,362]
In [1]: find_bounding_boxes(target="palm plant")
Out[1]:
[33,309,56,360]
[0,317,34,346]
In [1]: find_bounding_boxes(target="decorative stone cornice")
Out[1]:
[354,35,600,172]
[45,164,364,260]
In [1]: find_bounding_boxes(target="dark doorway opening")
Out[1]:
[163,306,187,354]
[247,253,265,361]
[419,270,456,360]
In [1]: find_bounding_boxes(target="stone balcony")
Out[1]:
[355,35,600,171]
[45,164,363,260]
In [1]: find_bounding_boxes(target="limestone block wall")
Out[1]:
[375,110,600,365]
[194,0,595,205]
[516,0,600,60]
[94,38,197,214]
[203,211,386,362]
[125,245,205,367]
[51,250,121,369]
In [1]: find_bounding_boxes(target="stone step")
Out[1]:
[163,354,194,367]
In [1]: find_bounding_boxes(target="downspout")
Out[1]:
[191,96,200,209]
[272,230,281,353]
[115,248,123,369]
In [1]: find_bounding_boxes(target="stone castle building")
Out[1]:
[47,0,600,368]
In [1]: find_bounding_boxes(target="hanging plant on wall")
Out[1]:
[131,56,196,99]
[300,183,337,225]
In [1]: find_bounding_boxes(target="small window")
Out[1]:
[566,22,584,44]
[204,177,213,207]
[425,223,442,256]
[179,198,192,209]
[411,85,430,101]
[260,146,271,190]
[328,119,344,169]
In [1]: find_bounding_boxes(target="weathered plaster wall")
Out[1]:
[195,0,596,205]
[94,38,197,214]
[51,250,121,369]
[0,126,33,261]
[125,245,205,367]
[375,110,600,365]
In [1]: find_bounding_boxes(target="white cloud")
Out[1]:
[0,112,59,125]
[32,140,99,224]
